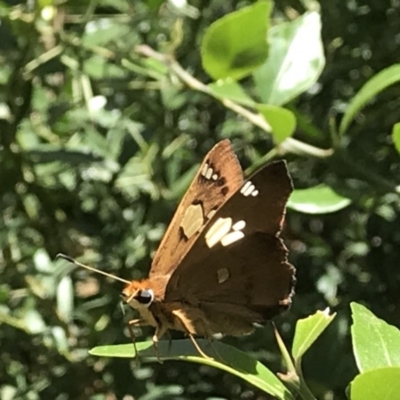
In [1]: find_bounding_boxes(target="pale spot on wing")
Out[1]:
[232,220,246,231]
[206,209,217,220]
[241,180,259,197]
[212,173,218,181]
[217,268,230,284]
[205,167,213,180]
[181,204,204,239]
[220,231,245,246]
[201,163,209,177]
[240,181,252,194]
[205,217,232,248]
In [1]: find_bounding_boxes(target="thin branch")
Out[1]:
[135,44,333,159]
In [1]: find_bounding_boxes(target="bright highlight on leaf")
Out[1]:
[288,185,352,214]
[90,339,295,400]
[253,12,324,106]
[201,1,271,80]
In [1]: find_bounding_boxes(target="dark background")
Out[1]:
[1,1,400,399]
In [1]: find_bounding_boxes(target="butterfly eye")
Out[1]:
[135,289,154,306]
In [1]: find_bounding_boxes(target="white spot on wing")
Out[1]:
[205,167,213,179]
[241,181,252,194]
[241,180,259,197]
[205,217,232,248]
[201,163,209,177]
[232,220,246,231]
[212,174,218,181]
[221,231,245,246]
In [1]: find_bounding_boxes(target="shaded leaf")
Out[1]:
[253,12,324,105]
[288,185,352,214]
[201,1,271,80]
[90,339,294,400]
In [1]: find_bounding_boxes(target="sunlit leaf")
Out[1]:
[392,122,400,156]
[350,367,400,400]
[90,339,294,400]
[292,309,336,362]
[351,302,400,372]
[288,185,352,214]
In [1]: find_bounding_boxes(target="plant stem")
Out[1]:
[135,45,333,159]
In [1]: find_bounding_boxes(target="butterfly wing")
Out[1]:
[149,140,244,279]
[164,161,295,335]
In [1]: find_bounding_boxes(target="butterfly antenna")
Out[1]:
[56,253,131,285]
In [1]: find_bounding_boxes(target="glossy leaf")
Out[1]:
[253,12,324,105]
[340,64,400,135]
[288,185,352,214]
[351,302,400,372]
[90,339,294,400]
[256,104,296,143]
[201,1,271,80]
[292,309,336,362]
[350,367,400,400]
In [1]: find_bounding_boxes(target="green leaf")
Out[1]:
[288,185,352,214]
[392,122,400,156]
[256,104,296,143]
[339,64,400,135]
[350,367,400,400]
[253,12,324,106]
[201,1,271,80]
[351,302,400,372]
[292,309,336,362]
[208,79,255,107]
[90,339,294,400]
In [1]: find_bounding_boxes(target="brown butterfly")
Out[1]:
[59,139,295,359]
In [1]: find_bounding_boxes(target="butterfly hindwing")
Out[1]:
[149,140,244,279]
[164,161,295,334]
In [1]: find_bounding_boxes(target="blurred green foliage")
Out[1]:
[1,0,400,399]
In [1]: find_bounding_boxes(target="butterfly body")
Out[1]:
[120,140,296,358]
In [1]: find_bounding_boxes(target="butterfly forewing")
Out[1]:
[164,161,295,335]
[150,140,244,279]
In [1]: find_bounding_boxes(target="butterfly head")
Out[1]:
[121,281,155,309]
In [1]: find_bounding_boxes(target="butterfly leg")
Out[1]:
[127,318,148,366]
[152,324,167,363]
[171,310,213,360]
